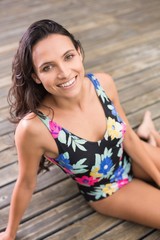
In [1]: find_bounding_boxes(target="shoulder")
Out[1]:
[15,112,43,149]
[15,113,46,178]
[93,72,118,101]
[94,72,113,85]
[15,112,40,137]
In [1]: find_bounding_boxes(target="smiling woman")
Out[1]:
[1,19,160,240]
[31,34,84,99]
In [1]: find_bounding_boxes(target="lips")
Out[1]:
[58,76,77,88]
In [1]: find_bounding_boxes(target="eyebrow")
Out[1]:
[39,49,75,69]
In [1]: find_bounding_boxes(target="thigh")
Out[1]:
[90,179,160,229]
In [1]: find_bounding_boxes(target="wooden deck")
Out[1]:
[0,0,160,239]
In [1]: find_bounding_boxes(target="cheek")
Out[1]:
[40,74,55,90]
[74,59,84,73]
[39,71,56,83]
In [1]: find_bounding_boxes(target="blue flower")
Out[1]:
[111,165,124,182]
[98,157,113,175]
[56,153,73,171]
[108,104,122,122]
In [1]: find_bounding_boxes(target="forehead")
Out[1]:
[32,34,75,59]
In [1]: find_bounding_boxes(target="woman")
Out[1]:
[0,19,160,240]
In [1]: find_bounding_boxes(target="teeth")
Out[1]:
[59,78,75,88]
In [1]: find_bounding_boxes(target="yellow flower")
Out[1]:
[103,183,117,196]
[90,167,102,178]
[107,117,122,140]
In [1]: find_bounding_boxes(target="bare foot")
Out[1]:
[148,134,157,147]
[137,111,156,140]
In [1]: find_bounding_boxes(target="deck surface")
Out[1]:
[0,0,160,239]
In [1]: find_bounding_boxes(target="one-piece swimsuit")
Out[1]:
[38,73,133,202]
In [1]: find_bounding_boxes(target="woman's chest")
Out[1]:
[54,101,107,142]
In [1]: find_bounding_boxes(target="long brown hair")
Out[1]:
[8,19,84,173]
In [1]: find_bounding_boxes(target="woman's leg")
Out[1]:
[90,179,160,229]
[136,110,159,147]
[132,111,160,180]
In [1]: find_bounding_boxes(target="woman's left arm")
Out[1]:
[96,72,160,187]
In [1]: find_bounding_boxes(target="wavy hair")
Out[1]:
[8,19,84,173]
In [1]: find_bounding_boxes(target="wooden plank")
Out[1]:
[0,163,18,188]
[0,134,14,152]
[0,120,15,136]
[123,88,160,114]
[85,28,160,60]
[127,101,160,128]
[0,96,10,109]
[0,76,11,88]
[154,118,160,131]
[0,182,82,232]
[119,77,160,103]
[0,43,18,54]
[97,221,152,240]
[0,147,17,168]
[16,196,93,240]
[45,213,122,240]
[115,64,160,90]
[0,166,66,209]
[143,231,160,240]
[0,107,10,122]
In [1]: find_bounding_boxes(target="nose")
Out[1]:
[57,63,70,79]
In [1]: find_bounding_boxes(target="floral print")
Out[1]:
[99,156,113,175]
[75,176,99,187]
[49,121,62,138]
[90,167,102,178]
[107,103,122,122]
[56,152,73,172]
[38,73,133,202]
[117,178,129,188]
[107,117,122,140]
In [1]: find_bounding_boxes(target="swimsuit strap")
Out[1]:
[86,73,110,105]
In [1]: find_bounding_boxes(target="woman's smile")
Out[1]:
[58,76,77,89]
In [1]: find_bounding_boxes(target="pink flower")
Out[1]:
[121,122,126,137]
[117,178,128,188]
[75,176,99,186]
[49,120,62,138]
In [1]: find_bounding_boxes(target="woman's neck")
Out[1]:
[45,77,92,112]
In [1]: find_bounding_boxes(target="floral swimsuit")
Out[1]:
[38,73,133,202]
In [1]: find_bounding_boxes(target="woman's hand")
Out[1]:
[0,232,14,240]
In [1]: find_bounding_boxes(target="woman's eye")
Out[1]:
[43,65,53,72]
[65,54,74,60]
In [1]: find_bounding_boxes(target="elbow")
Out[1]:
[16,176,37,192]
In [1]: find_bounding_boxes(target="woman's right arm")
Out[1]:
[0,117,45,240]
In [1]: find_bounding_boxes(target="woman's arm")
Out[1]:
[0,117,44,240]
[96,72,160,186]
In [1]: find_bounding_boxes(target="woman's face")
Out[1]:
[32,34,85,100]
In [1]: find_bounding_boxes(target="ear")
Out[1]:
[31,73,41,84]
